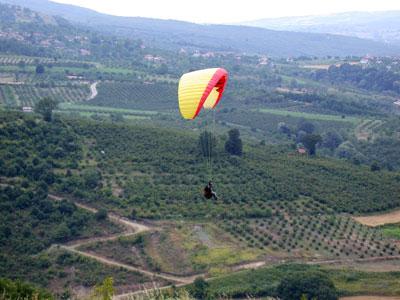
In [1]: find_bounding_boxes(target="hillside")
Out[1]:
[0,2,147,62]
[0,0,399,57]
[240,11,400,46]
[1,2,400,297]
[2,111,400,298]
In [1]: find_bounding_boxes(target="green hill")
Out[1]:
[2,110,400,296]
[240,11,400,46]
[1,0,399,57]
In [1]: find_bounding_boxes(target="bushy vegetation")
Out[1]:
[0,278,53,300]
[202,264,400,298]
[58,117,400,218]
[312,63,400,94]
[1,2,400,296]
[276,271,338,300]
[1,107,400,296]
[0,112,134,291]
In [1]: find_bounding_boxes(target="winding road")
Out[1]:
[47,194,400,299]
[87,81,99,101]
[48,194,204,285]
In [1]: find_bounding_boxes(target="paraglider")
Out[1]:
[178,68,229,200]
[178,68,228,119]
[203,181,218,200]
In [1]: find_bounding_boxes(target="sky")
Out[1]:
[52,0,400,24]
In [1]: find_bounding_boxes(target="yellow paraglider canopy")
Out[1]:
[178,68,228,119]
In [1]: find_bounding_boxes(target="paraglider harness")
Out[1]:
[204,181,218,200]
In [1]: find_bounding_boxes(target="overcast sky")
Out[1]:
[53,0,400,23]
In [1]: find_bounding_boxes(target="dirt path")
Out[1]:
[87,81,98,101]
[66,232,137,249]
[232,260,266,271]
[48,194,150,233]
[353,209,400,227]
[307,255,400,266]
[48,194,400,299]
[58,245,199,284]
[48,194,201,284]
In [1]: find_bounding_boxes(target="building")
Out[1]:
[297,148,307,155]
[22,106,33,113]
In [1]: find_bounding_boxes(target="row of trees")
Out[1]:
[312,63,400,94]
[198,129,243,158]
[190,270,338,299]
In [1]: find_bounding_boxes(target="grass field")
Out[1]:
[254,108,362,124]
[77,222,261,276]
[59,110,152,120]
[58,103,160,115]
[199,264,400,298]
[380,224,400,239]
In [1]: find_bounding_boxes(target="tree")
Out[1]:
[301,134,322,156]
[297,120,315,134]
[191,277,209,299]
[199,131,216,157]
[54,223,71,242]
[322,131,343,151]
[35,97,58,122]
[225,129,243,156]
[18,60,26,69]
[130,208,138,219]
[95,209,108,221]
[278,122,291,136]
[276,271,338,300]
[110,113,124,123]
[371,162,381,172]
[35,64,45,74]
[83,169,102,189]
[94,277,114,300]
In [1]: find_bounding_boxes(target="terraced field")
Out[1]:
[355,119,384,141]
[89,81,177,110]
[0,55,55,65]
[0,84,90,106]
[220,199,400,261]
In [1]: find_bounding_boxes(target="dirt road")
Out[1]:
[59,245,199,284]
[48,194,400,299]
[87,81,98,100]
[48,194,150,233]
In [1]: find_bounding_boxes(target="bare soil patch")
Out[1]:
[354,210,400,227]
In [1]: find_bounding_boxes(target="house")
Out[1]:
[22,106,33,113]
[259,56,269,65]
[80,49,91,56]
[144,54,165,62]
[297,148,307,155]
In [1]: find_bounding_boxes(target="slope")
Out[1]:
[0,0,399,57]
[240,11,400,46]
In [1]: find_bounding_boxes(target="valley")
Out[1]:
[1,1,400,299]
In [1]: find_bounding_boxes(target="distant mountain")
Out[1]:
[240,11,400,46]
[1,0,399,57]
[0,3,146,61]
